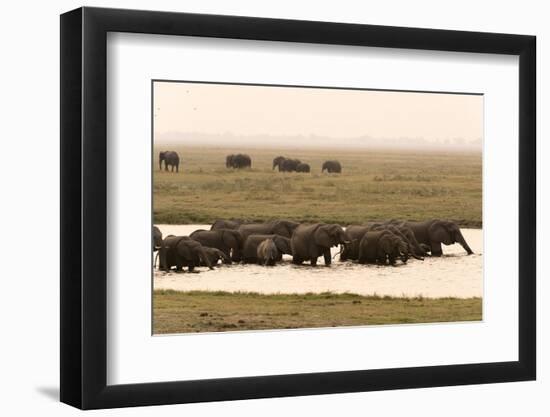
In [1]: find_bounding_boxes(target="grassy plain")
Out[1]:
[153,290,482,334]
[153,146,482,227]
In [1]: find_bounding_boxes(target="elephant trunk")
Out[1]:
[456,230,474,255]
[411,253,424,261]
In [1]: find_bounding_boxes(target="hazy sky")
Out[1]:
[153,81,483,143]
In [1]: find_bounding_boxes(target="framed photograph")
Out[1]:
[60,7,536,409]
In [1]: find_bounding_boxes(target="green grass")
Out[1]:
[153,146,482,227]
[153,290,482,334]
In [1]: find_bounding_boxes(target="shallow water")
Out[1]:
[154,224,482,298]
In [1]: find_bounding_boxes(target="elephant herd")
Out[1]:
[157,151,342,174]
[153,218,474,273]
[272,156,342,173]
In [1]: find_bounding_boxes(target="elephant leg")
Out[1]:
[430,241,443,257]
[323,249,331,266]
[187,261,195,272]
[310,257,318,266]
[292,256,303,265]
[231,248,241,263]
[222,248,233,264]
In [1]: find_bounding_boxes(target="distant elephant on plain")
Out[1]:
[202,247,231,266]
[159,151,180,172]
[226,153,252,169]
[291,223,350,266]
[358,230,409,265]
[296,162,311,173]
[242,234,292,263]
[273,156,301,172]
[322,160,342,173]
[158,236,213,272]
[189,229,243,263]
[256,239,279,266]
[406,219,474,256]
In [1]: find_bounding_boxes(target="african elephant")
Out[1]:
[189,229,243,264]
[210,219,245,230]
[202,247,231,266]
[242,234,292,263]
[237,220,300,246]
[322,160,342,173]
[273,156,301,172]
[158,236,213,272]
[406,219,474,256]
[339,225,370,261]
[291,223,350,266]
[153,226,163,251]
[226,153,252,169]
[159,151,180,172]
[358,230,409,265]
[257,239,279,266]
[296,162,311,173]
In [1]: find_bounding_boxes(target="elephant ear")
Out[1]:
[379,234,394,254]
[221,230,236,248]
[176,240,192,259]
[314,225,332,248]
[272,220,294,237]
[274,236,291,254]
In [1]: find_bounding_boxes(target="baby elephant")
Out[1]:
[202,247,231,266]
[257,238,279,266]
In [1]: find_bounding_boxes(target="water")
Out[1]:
[154,224,483,298]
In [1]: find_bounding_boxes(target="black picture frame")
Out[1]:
[60,6,536,410]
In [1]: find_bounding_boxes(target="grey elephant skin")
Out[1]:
[242,234,292,263]
[237,220,300,243]
[189,229,243,263]
[358,230,409,265]
[226,153,251,169]
[406,219,474,256]
[210,219,246,230]
[291,223,349,266]
[159,236,213,272]
[322,160,342,173]
[159,151,180,172]
[256,239,279,266]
